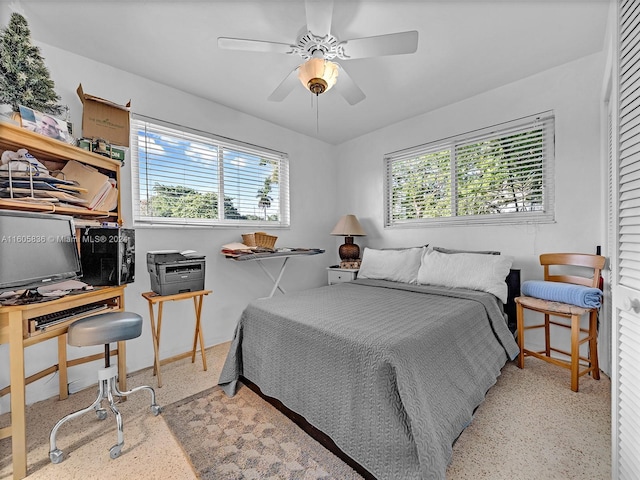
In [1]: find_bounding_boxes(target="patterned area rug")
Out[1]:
[163,384,363,480]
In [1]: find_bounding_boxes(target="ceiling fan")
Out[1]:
[217,0,419,105]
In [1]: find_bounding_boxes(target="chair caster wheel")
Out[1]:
[96,408,107,420]
[109,444,121,459]
[151,404,162,416]
[49,449,64,464]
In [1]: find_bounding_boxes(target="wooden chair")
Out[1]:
[516,253,606,392]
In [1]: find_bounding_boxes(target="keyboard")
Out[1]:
[32,303,109,330]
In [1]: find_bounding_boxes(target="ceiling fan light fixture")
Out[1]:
[298,57,339,95]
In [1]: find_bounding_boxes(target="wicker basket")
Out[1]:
[242,232,278,250]
[254,231,277,250]
[241,233,256,247]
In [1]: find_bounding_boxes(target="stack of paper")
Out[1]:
[94,179,118,212]
[58,160,118,211]
[0,170,88,205]
[220,242,253,257]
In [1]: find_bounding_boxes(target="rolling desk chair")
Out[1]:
[49,311,161,463]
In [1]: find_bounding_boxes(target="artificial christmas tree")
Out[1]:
[0,12,64,115]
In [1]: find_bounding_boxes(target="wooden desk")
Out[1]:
[0,286,126,480]
[141,290,211,388]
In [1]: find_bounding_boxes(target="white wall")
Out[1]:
[335,52,607,366]
[0,42,338,411]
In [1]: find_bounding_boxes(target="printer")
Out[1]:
[147,250,206,296]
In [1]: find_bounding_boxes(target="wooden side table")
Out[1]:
[141,289,212,387]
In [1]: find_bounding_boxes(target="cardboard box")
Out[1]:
[77,84,131,147]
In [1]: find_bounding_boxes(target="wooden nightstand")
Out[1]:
[327,267,359,285]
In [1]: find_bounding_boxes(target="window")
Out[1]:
[385,112,555,227]
[131,116,289,227]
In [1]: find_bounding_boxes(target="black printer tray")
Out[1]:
[165,264,202,274]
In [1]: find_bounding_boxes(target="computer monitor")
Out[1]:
[0,211,82,293]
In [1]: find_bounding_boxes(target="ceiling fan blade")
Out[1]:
[268,67,301,102]
[334,65,366,105]
[305,0,333,37]
[340,30,419,59]
[218,37,295,55]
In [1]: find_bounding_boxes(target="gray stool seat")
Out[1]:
[68,311,143,346]
[49,310,160,465]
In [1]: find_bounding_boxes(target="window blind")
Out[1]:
[384,112,555,227]
[130,116,289,227]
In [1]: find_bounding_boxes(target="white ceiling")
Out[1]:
[9,0,609,145]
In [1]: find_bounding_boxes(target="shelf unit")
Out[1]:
[0,122,128,479]
[0,121,122,223]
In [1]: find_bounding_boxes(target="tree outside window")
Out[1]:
[385,113,554,227]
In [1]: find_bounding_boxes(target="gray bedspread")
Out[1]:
[218,279,519,480]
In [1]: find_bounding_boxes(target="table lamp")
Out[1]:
[330,214,366,262]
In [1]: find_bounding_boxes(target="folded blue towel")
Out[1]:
[521,280,602,308]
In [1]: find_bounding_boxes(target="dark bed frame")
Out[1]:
[241,269,521,479]
[505,268,521,333]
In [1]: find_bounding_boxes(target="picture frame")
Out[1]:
[18,105,72,143]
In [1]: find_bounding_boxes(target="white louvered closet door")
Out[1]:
[615,1,640,478]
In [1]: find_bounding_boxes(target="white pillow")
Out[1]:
[358,247,425,284]
[417,248,513,303]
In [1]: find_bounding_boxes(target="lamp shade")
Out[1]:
[298,57,339,95]
[330,214,366,236]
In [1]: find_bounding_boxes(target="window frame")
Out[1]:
[384,112,555,228]
[130,115,290,228]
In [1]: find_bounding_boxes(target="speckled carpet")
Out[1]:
[164,357,611,480]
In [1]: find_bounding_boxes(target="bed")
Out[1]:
[218,247,520,480]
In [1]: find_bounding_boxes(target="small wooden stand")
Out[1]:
[141,289,211,387]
